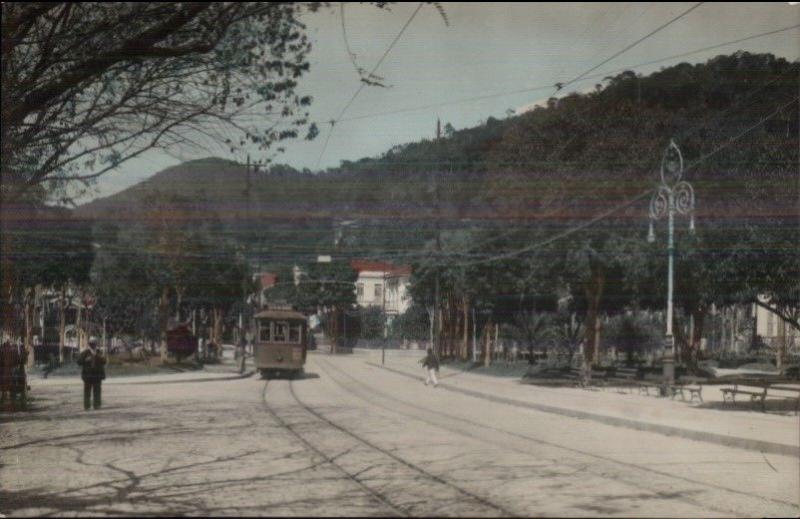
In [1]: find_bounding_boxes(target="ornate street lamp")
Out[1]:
[648,140,695,387]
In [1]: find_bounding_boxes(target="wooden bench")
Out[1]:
[559,367,606,388]
[607,367,642,394]
[763,384,800,414]
[638,377,664,396]
[669,377,704,402]
[563,367,585,386]
[720,382,768,410]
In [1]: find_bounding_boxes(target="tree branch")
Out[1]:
[11,3,213,125]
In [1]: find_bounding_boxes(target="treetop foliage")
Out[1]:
[1,3,321,204]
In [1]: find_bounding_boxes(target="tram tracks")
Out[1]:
[261,378,516,517]
[260,380,406,517]
[312,357,798,518]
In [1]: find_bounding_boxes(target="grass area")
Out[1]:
[441,359,531,379]
[29,360,204,379]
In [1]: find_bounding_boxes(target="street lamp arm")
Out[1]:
[649,186,670,220]
[673,181,695,216]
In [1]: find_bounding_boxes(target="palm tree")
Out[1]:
[510,311,556,365]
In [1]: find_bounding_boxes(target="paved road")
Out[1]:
[1,354,797,517]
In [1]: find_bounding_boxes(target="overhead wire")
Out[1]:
[324,24,799,126]
[558,2,705,91]
[314,2,424,168]
[10,13,798,272]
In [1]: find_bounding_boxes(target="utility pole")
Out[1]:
[240,155,253,353]
[433,118,442,358]
[382,270,387,365]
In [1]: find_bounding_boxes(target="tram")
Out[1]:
[253,304,308,378]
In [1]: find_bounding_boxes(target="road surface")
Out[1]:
[1,353,797,517]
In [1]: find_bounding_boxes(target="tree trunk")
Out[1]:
[436,306,443,358]
[472,307,477,363]
[593,315,603,366]
[688,306,706,373]
[75,292,83,351]
[777,316,786,374]
[427,305,434,352]
[462,297,469,361]
[494,322,500,363]
[24,288,34,368]
[175,286,184,322]
[159,286,169,361]
[212,308,223,352]
[58,286,66,362]
[583,264,605,368]
[483,320,493,367]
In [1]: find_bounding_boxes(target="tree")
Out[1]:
[604,314,662,365]
[389,303,430,342]
[359,306,386,340]
[509,311,556,361]
[1,203,93,364]
[1,3,322,202]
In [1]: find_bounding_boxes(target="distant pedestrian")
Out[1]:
[420,347,440,387]
[77,338,106,410]
[237,336,247,374]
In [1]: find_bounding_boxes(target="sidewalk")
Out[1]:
[31,347,254,387]
[358,351,800,458]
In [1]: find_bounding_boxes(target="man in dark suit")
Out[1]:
[77,338,106,410]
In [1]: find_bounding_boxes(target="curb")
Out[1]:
[108,370,257,386]
[366,362,799,458]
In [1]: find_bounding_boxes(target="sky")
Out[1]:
[80,2,800,203]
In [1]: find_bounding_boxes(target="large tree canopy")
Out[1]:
[1,2,321,203]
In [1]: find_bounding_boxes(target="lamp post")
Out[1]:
[382,270,387,366]
[648,140,695,388]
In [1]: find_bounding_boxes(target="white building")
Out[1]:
[754,296,800,351]
[351,260,412,319]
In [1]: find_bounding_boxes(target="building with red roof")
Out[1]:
[350,260,412,317]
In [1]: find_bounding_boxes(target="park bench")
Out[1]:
[720,382,769,410]
[762,384,800,414]
[564,367,607,389]
[607,367,644,394]
[669,376,704,402]
[562,367,583,384]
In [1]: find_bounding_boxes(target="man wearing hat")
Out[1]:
[77,338,107,410]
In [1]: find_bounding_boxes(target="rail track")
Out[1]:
[312,356,797,518]
[261,378,517,517]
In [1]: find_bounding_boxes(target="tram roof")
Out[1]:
[254,308,307,321]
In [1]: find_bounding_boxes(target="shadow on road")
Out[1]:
[260,371,320,381]
[695,399,799,415]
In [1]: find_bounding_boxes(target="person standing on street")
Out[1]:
[77,338,106,410]
[421,347,440,387]
[237,335,247,374]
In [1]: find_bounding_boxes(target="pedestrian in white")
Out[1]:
[420,348,439,387]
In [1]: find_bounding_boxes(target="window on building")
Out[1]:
[357,283,364,297]
[374,284,382,299]
[767,312,774,336]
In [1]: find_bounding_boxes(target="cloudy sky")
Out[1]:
[82,2,799,202]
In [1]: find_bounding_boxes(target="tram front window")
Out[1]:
[289,325,301,343]
[273,322,288,342]
[259,323,270,341]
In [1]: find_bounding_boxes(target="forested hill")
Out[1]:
[76,51,799,261]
